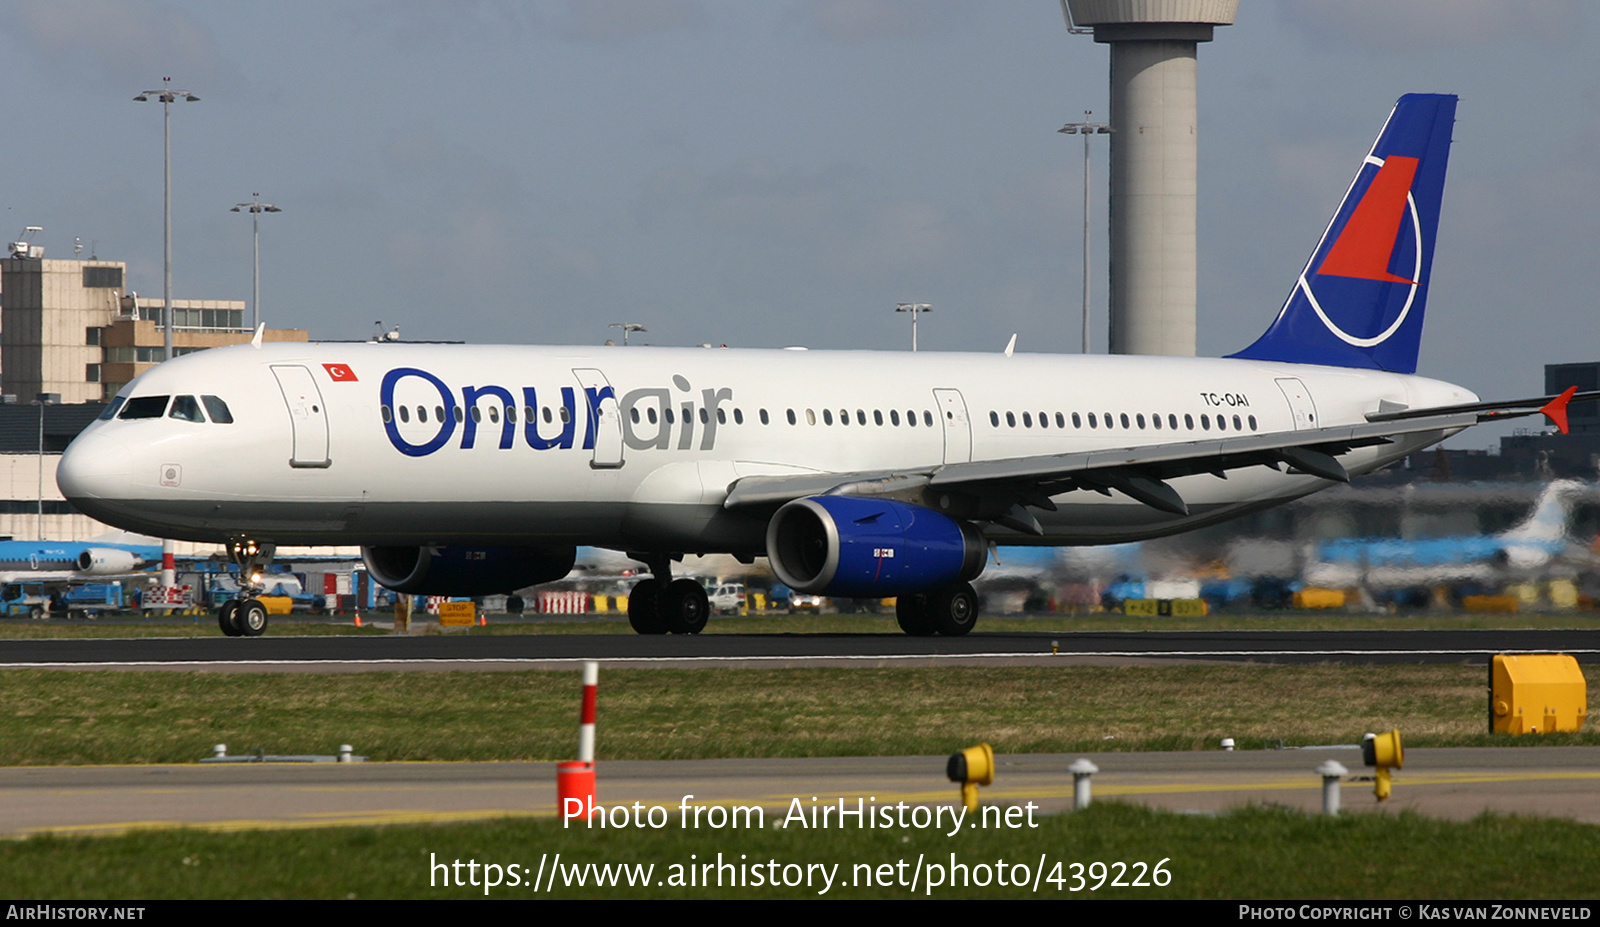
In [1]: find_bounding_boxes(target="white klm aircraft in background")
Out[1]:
[56,94,1587,638]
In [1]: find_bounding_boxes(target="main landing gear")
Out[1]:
[218,539,276,638]
[895,581,980,637]
[625,554,709,635]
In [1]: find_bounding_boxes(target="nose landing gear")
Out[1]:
[218,539,276,638]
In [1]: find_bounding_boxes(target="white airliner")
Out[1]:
[55,94,1583,638]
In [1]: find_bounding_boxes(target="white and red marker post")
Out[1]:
[557,661,599,824]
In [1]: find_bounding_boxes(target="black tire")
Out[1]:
[929,582,979,637]
[218,601,243,637]
[895,594,936,636]
[662,579,709,635]
[505,594,525,614]
[27,605,44,621]
[238,598,269,637]
[627,579,666,634]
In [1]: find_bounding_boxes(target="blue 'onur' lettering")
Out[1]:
[582,385,615,450]
[381,367,457,457]
[524,386,576,450]
[461,384,517,450]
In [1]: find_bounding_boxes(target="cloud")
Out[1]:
[558,0,706,43]
[0,0,241,91]
[788,0,973,43]
[1278,0,1583,52]
[379,124,606,312]
[354,0,538,50]
[354,0,704,51]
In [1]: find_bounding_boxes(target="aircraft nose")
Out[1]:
[56,430,135,501]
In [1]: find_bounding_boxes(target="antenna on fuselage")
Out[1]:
[1003,333,1017,357]
[250,323,264,348]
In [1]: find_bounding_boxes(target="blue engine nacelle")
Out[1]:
[362,545,577,596]
[766,496,985,597]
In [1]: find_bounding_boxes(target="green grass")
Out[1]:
[3,664,1596,766]
[4,804,1596,899]
[1,607,1596,638]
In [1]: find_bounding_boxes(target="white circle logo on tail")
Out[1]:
[1303,155,1423,348]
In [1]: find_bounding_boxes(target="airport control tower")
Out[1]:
[1063,0,1237,356]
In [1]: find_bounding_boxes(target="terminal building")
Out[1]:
[0,252,306,404]
[0,247,306,542]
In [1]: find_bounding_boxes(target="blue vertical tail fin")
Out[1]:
[1230,93,1457,374]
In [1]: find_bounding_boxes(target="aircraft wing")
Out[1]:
[724,392,1579,531]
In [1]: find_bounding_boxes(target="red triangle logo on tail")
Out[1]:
[1316,156,1419,284]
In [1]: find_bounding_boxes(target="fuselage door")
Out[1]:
[933,388,972,464]
[573,368,624,469]
[271,365,331,468]
[1275,377,1319,430]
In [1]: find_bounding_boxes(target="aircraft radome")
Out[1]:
[56,94,1590,638]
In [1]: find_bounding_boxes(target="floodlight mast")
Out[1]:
[133,78,201,362]
[232,196,282,331]
[1059,115,1111,354]
[895,303,932,351]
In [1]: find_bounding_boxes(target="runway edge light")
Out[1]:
[946,743,994,813]
[1490,653,1587,735]
[1361,729,1403,802]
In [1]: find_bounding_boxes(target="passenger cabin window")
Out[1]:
[201,395,233,424]
[118,395,170,420]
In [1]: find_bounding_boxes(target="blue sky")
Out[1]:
[1,1,1596,447]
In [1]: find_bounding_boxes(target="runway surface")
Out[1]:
[2,628,1598,671]
[6,747,1598,837]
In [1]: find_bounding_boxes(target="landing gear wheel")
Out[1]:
[662,579,710,635]
[505,594,525,615]
[218,601,243,637]
[237,598,269,637]
[27,605,44,621]
[929,582,979,637]
[627,579,666,634]
[895,594,936,636]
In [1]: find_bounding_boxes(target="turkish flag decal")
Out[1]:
[323,363,358,382]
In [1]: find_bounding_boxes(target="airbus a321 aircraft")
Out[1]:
[56,93,1585,638]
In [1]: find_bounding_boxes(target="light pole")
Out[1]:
[33,393,58,541]
[231,196,281,331]
[895,303,932,351]
[134,78,200,361]
[1059,113,1111,354]
[609,323,647,346]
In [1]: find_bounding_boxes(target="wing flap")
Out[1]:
[723,409,1484,513]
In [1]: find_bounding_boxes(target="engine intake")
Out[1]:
[766,496,985,597]
[362,545,576,596]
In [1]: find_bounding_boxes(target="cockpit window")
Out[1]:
[201,395,234,424]
[118,396,171,419]
[169,395,206,423]
[99,396,127,421]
